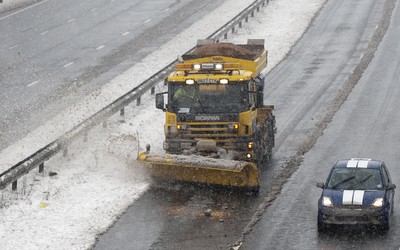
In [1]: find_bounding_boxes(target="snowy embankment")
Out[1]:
[0,0,325,249]
[0,0,38,13]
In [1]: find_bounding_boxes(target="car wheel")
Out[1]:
[317,223,326,233]
[390,202,394,215]
[317,216,326,233]
[380,216,390,232]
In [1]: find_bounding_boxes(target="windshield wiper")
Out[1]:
[349,174,373,189]
[331,176,356,189]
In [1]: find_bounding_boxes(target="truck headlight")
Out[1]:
[228,123,239,130]
[219,78,229,84]
[177,124,186,130]
[372,198,384,207]
[215,63,223,70]
[322,197,333,207]
[193,64,201,70]
[185,79,195,85]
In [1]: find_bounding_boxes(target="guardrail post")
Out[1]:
[39,163,44,173]
[0,1,273,191]
[151,86,155,95]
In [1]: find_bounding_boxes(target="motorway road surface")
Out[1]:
[242,0,400,249]
[95,0,400,249]
[0,0,223,151]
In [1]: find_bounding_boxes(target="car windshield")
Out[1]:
[169,82,250,114]
[327,168,383,190]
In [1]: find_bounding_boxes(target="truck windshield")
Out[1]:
[169,82,250,114]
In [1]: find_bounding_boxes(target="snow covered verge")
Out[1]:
[0,0,40,13]
[0,0,326,249]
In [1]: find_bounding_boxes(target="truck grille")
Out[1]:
[179,123,238,140]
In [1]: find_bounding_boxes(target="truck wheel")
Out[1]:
[265,118,274,160]
[254,126,268,164]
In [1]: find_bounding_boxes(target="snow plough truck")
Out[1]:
[138,39,276,191]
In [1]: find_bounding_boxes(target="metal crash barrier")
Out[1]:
[0,0,272,190]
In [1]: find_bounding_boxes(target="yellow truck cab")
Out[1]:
[155,39,275,163]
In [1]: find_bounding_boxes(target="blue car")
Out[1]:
[316,158,396,233]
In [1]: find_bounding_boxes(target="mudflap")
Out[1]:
[137,152,260,192]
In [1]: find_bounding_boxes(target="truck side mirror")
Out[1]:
[156,92,167,111]
[255,76,265,107]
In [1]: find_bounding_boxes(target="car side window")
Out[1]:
[381,164,390,186]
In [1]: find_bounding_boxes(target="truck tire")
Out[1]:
[254,119,272,164]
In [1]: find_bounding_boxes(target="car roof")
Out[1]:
[333,158,383,170]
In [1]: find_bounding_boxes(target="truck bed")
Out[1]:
[182,42,265,61]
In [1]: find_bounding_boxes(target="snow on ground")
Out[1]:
[0,0,39,13]
[0,0,325,249]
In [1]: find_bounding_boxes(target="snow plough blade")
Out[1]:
[137,152,260,191]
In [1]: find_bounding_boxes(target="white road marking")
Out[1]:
[162,8,170,12]
[96,45,105,50]
[143,19,151,24]
[40,31,49,35]
[27,80,40,87]
[121,31,130,36]
[0,0,49,21]
[67,18,76,23]
[9,44,20,50]
[63,62,75,68]
[91,8,97,12]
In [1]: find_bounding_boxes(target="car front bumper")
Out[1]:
[319,206,386,226]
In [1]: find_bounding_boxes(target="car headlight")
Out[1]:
[322,196,333,207]
[372,198,384,207]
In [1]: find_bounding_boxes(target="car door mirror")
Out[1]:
[316,182,324,189]
[388,183,396,190]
